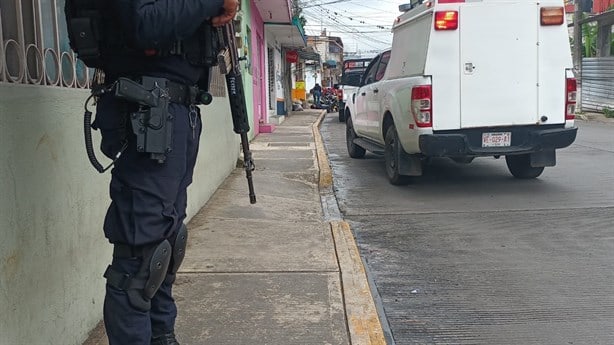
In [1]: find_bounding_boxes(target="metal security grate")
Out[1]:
[0,0,86,87]
[581,56,614,112]
[0,0,227,97]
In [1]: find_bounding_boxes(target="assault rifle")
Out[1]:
[215,23,257,204]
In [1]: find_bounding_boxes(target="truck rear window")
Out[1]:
[341,72,362,86]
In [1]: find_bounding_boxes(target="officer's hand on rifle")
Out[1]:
[212,0,239,27]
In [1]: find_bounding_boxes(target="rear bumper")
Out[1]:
[419,125,577,157]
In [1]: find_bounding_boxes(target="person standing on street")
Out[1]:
[312,83,322,106]
[91,1,239,344]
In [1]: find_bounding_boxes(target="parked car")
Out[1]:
[344,0,578,185]
[338,58,373,122]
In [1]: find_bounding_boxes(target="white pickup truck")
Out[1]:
[338,58,372,122]
[344,0,578,185]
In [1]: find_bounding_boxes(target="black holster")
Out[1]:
[113,77,174,163]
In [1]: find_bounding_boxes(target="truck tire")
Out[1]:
[338,108,345,122]
[505,154,545,179]
[385,125,411,185]
[346,117,366,158]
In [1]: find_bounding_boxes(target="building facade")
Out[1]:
[245,0,306,131]
[306,33,344,91]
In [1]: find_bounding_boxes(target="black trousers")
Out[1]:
[95,94,202,344]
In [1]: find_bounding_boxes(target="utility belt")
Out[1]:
[165,80,202,105]
[108,77,209,106]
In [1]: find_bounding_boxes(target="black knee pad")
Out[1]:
[105,240,172,312]
[165,224,188,284]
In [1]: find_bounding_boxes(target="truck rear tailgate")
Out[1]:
[459,2,538,128]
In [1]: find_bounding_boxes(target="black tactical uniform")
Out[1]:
[94,1,227,344]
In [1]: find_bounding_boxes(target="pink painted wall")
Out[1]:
[250,0,266,132]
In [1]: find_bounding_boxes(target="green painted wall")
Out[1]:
[0,83,238,344]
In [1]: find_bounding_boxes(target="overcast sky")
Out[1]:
[300,0,403,57]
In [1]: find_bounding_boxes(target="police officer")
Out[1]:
[94,1,239,344]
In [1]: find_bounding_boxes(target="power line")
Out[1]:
[303,25,389,50]
[304,2,395,25]
[303,7,391,31]
[301,0,354,9]
[303,8,391,43]
[299,0,394,52]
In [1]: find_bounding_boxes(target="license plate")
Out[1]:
[482,132,511,147]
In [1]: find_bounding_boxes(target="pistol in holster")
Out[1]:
[113,76,173,163]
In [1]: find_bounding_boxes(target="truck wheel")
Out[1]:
[385,125,411,185]
[338,109,345,122]
[346,117,366,158]
[505,154,544,179]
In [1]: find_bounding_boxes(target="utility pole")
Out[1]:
[573,0,582,82]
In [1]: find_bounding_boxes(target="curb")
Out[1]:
[312,111,387,345]
[331,221,387,345]
[312,110,334,190]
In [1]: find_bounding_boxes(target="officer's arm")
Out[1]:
[115,0,224,49]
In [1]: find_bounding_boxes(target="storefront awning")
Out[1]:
[265,17,306,47]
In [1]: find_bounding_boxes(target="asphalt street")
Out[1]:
[321,116,614,345]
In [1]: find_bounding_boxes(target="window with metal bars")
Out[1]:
[267,46,275,110]
[0,0,227,97]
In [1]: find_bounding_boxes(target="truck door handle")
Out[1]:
[361,92,366,96]
[373,88,379,93]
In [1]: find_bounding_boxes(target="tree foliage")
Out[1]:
[293,0,307,28]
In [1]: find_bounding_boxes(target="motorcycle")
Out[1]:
[321,89,339,113]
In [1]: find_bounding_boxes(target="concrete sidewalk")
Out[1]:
[576,111,614,124]
[84,109,385,345]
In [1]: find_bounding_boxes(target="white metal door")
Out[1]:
[459,3,539,128]
[354,86,369,133]
[354,55,382,134]
[365,83,383,138]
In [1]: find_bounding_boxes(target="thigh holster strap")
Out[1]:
[104,266,146,291]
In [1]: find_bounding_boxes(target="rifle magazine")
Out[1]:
[218,49,231,74]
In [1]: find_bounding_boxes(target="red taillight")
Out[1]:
[565,78,577,120]
[143,49,158,56]
[434,11,458,30]
[541,7,564,26]
[411,85,432,127]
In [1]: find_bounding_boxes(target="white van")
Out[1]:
[344,0,578,185]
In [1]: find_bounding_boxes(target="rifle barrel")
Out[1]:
[221,23,257,203]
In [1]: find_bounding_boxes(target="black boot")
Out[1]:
[151,332,180,345]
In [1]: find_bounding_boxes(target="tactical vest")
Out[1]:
[64,0,219,69]
[64,0,106,67]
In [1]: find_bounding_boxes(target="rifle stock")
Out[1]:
[217,23,256,204]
